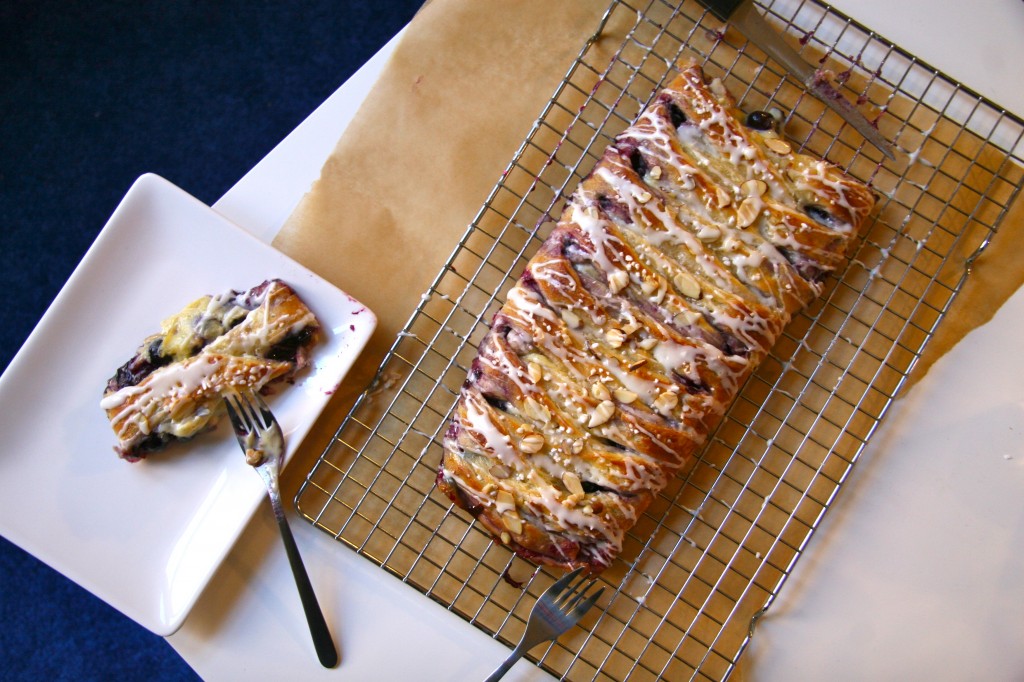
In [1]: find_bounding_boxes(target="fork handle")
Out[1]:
[276,515,340,668]
[484,644,527,682]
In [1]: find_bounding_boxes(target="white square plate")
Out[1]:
[0,174,376,635]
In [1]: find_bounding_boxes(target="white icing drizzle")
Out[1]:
[530,257,577,292]
[568,201,628,278]
[793,160,861,231]
[478,349,534,400]
[527,475,607,533]
[203,284,317,358]
[598,353,660,402]
[102,354,279,443]
[505,285,559,326]
[101,355,226,417]
[462,393,521,469]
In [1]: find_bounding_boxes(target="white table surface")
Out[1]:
[167,2,1024,679]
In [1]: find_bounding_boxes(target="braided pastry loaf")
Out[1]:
[101,279,320,460]
[437,62,874,572]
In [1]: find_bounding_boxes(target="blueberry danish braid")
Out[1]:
[101,279,320,460]
[437,62,875,572]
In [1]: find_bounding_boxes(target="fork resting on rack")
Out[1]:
[484,567,604,681]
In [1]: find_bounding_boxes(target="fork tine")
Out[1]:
[570,587,604,620]
[242,390,277,430]
[562,577,600,612]
[224,393,239,420]
[224,390,270,436]
[563,584,592,611]
[223,393,249,435]
[239,391,262,426]
[548,566,583,595]
[249,390,274,419]
[553,570,592,609]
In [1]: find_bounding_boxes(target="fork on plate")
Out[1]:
[484,567,605,681]
[224,390,339,668]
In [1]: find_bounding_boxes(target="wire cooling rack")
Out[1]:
[296,0,1024,679]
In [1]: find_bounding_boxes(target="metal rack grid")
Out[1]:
[296,0,1024,679]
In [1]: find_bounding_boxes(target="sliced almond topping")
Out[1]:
[607,269,630,294]
[764,137,792,155]
[673,271,702,299]
[527,361,544,383]
[715,186,732,208]
[489,464,511,479]
[621,319,642,336]
[697,224,722,242]
[590,382,611,402]
[614,388,638,404]
[741,179,768,197]
[650,165,663,180]
[496,490,515,508]
[482,483,497,495]
[500,531,512,545]
[722,235,743,252]
[736,197,762,228]
[709,78,727,98]
[641,279,658,296]
[523,396,551,423]
[651,283,667,305]
[627,358,648,371]
[502,512,523,535]
[562,471,585,497]
[561,309,581,329]
[638,337,659,351]
[520,433,545,454]
[654,391,679,415]
[571,439,585,455]
[588,400,616,428]
[674,310,701,327]
[635,190,653,204]
[605,328,627,348]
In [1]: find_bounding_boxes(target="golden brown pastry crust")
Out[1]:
[437,62,875,572]
[101,279,320,460]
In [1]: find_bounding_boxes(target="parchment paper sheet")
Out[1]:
[275,0,618,405]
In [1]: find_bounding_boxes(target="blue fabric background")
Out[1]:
[1,1,423,678]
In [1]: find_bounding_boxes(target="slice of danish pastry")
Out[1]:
[437,61,875,572]
[101,279,320,460]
